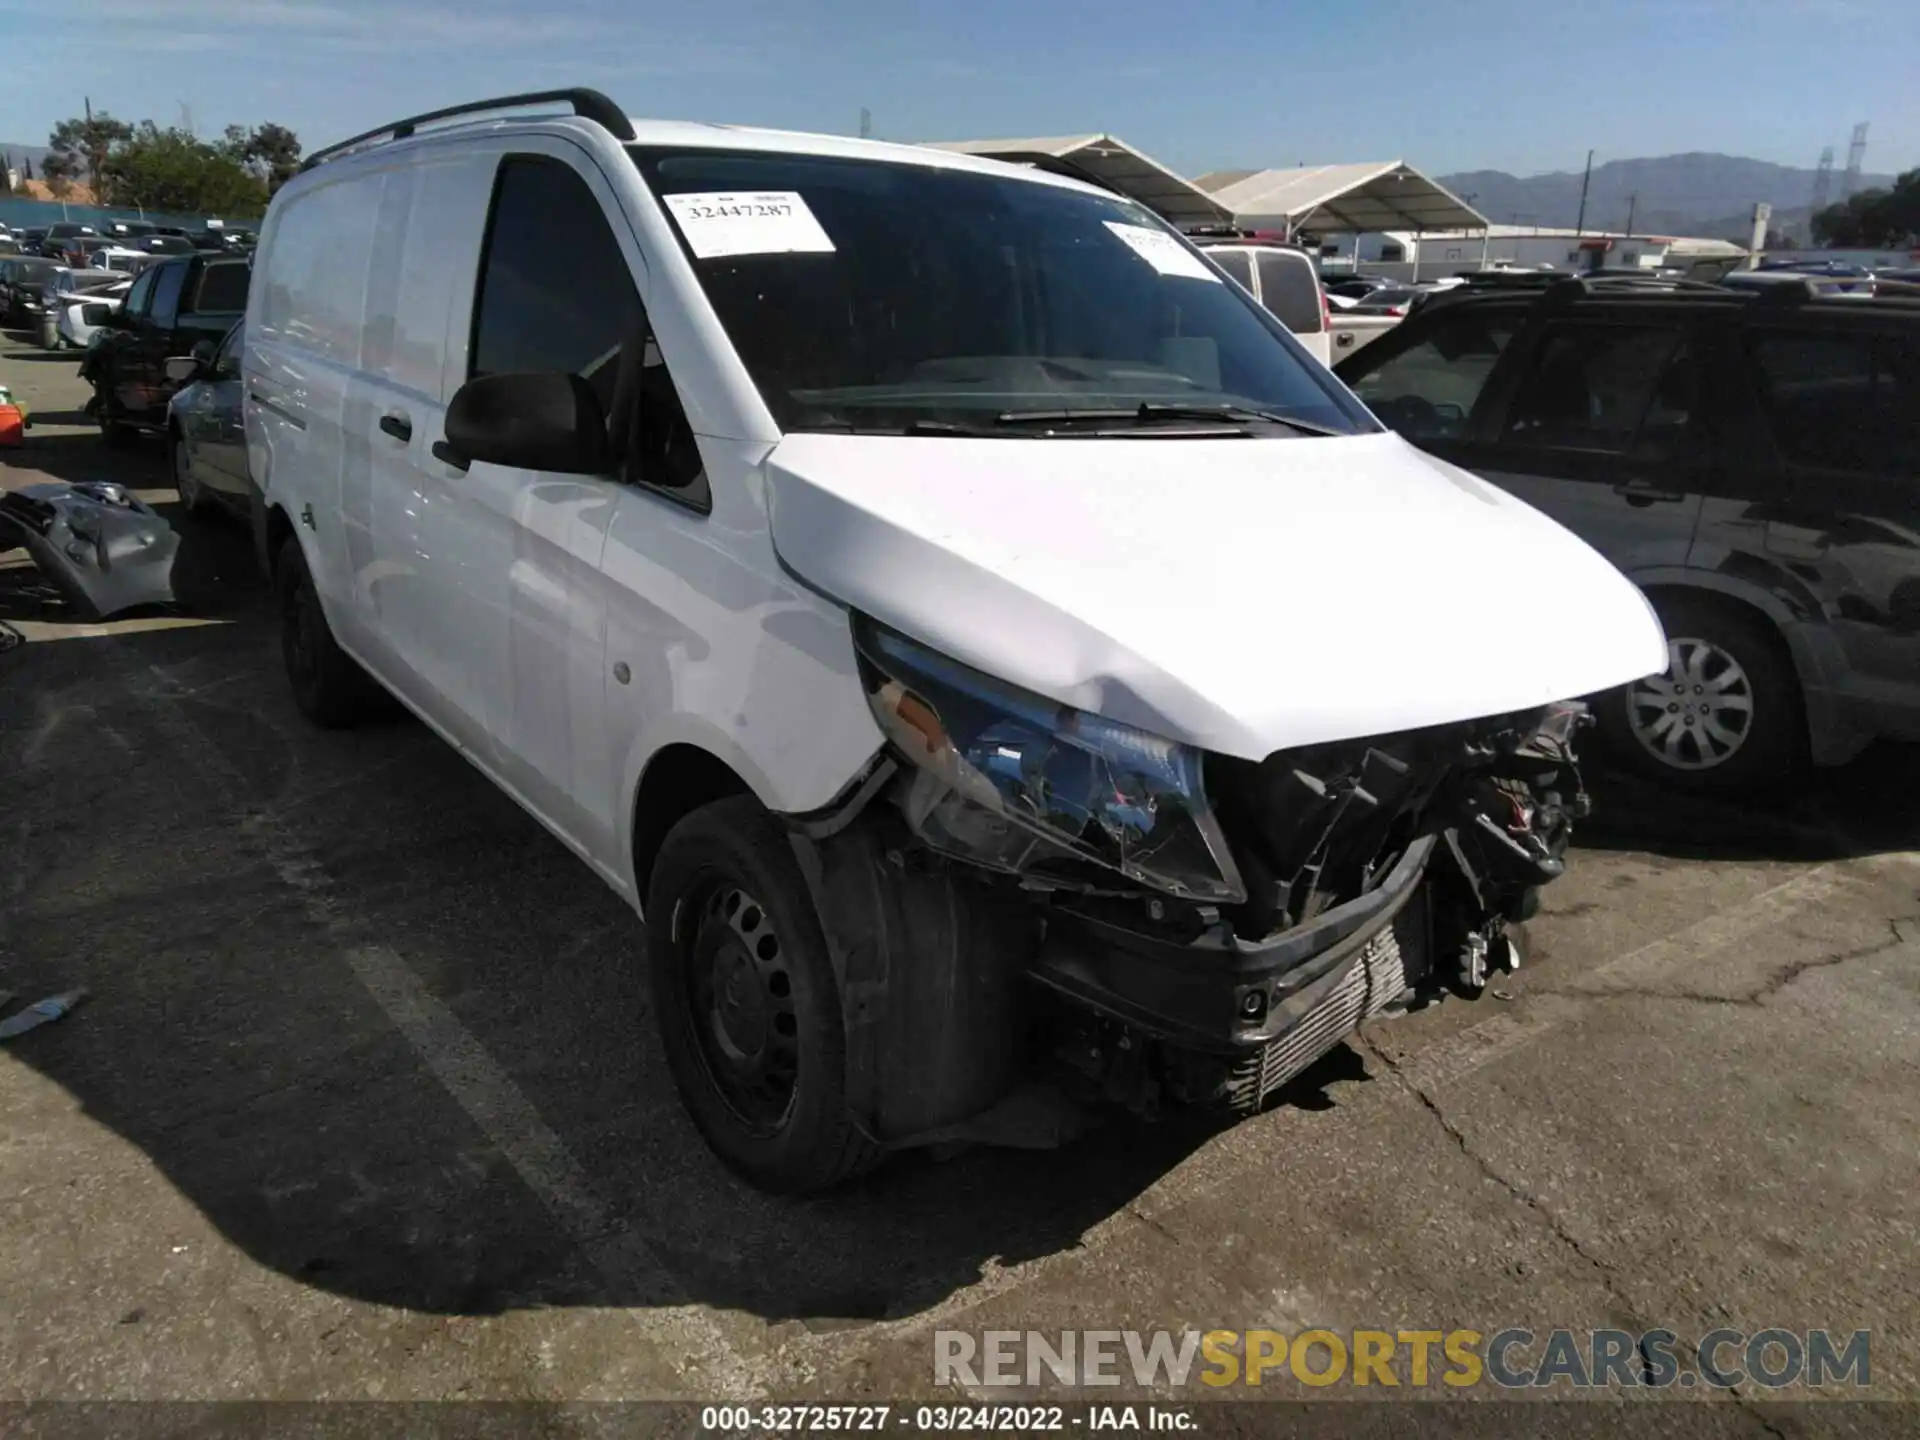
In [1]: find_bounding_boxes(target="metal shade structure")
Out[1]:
[1197,161,1489,237]
[924,134,1232,227]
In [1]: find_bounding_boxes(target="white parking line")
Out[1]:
[129,660,769,1399]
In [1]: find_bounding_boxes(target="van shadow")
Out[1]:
[1577,743,1920,865]
[0,616,1370,1324]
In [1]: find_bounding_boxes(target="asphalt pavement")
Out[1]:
[3,342,1917,1427]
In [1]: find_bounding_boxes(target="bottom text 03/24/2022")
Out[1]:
[700,1404,1199,1432]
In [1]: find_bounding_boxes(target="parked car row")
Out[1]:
[0,217,256,268]
[78,250,252,444]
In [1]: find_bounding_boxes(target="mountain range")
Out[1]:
[4,138,1907,243]
[1436,152,1900,240]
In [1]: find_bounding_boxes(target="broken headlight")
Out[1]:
[853,619,1246,903]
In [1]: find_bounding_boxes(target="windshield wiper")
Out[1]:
[993,403,1346,437]
[795,414,999,437]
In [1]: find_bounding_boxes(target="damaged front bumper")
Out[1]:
[0,482,180,619]
[797,617,1586,1144]
[1031,832,1437,1057]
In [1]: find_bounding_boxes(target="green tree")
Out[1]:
[21,156,34,182]
[43,111,135,194]
[244,122,303,194]
[101,122,269,217]
[1811,168,1920,248]
[0,154,11,195]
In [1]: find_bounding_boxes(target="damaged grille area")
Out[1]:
[1207,712,1552,941]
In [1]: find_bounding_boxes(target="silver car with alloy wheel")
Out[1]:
[1336,278,1920,791]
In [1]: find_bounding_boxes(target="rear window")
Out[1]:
[1206,248,1254,289]
[1748,329,1920,474]
[193,262,251,314]
[1255,250,1323,333]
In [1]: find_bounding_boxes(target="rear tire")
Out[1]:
[1596,594,1805,792]
[275,537,372,729]
[646,795,881,1193]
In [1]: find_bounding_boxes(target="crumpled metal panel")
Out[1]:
[0,481,179,619]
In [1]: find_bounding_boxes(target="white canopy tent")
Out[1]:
[924,134,1233,228]
[1195,161,1491,275]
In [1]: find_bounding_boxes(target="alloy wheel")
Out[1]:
[1627,635,1755,770]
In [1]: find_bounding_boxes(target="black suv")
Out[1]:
[1335,277,1920,789]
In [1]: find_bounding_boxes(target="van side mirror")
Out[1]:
[443,372,611,474]
[191,339,216,365]
[163,355,201,384]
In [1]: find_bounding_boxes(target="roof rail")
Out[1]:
[300,88,634,173]
[1538,273,1735,307]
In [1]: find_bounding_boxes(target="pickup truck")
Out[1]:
[82,252,251,444]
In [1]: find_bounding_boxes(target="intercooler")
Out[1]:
[1218,887,1430,1114]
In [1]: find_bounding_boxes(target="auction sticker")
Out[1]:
[1104,221,1221,282]
[663,191,836,259]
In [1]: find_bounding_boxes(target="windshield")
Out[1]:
[630,146,1374,437]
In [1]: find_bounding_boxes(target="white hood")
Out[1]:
[766,430,1666,760]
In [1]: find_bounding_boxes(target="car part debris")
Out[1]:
[0,482,179,619]
[0,989,90,1041]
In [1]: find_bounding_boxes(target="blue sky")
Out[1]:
[2,0,1915,180]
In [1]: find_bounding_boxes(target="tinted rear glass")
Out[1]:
[1748,328,1919,474]
[1256,251,1323,332]
[194,262,251,313]
[1207,249,1254,288]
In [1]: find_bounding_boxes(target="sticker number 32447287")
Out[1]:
[662,191,836,259]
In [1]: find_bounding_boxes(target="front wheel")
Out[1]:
[1598,595,1804,792]
[646,796,880,1193]
[275,537,374,729]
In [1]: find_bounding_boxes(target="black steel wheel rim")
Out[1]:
[678,874,800,1134]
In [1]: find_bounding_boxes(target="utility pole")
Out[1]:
[1575,149,1593,234]
[1625,193,1638,236]
[858,108,872,139]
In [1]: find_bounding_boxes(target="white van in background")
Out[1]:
[246,89,1662,1192]
[1197,240,1333,366]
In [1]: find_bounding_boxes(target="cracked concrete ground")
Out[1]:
[4,348,1919,1425]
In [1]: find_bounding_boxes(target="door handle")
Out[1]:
[1613,479,1685,507]
[431,440,470,473]
[378,413,412,443]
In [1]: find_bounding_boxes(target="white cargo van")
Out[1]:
[1197,240,1333,367]
[246,90,1663,1192]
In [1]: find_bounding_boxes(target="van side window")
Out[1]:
[149,262,188,328]
[471,155,706,506]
